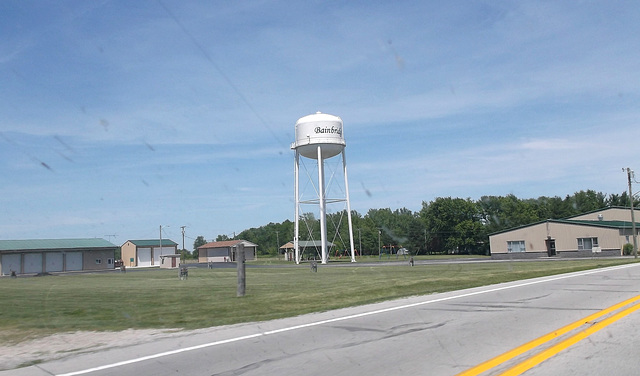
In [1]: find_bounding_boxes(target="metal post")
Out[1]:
[342,149,356,263]
[317,145,328,264]
[294,151,300,264]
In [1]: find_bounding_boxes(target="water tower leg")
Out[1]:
[317,146,328,264]
[342,150,356,263]
[294,151,300,264]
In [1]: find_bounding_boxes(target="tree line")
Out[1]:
[190,190,638,257]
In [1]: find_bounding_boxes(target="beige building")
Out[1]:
[490,207,640,259]
[121,239,178,267]
[159,254,181,269]
[198,240,257,263]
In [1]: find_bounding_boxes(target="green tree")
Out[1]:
[193,235,207,259]
[535,195,574,220]
[479,194,540,234]
[607,191,640,208]
[570,190,607,213]
[236,220,296,257]
[420,197,483,254]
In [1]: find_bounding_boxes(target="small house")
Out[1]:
[121,239,179,267]
[198,240,257,263]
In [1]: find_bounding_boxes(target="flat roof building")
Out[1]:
[490,207,640,259]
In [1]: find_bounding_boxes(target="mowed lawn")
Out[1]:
[0,258,635,343]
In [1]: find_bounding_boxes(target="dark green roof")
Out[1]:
[126,239,178,247]
[490,218,640,236]
[0,238,117,251]
[558,219,638,229]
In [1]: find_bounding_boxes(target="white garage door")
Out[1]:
[1,254,21,275]
[45,252,64,272]
[137,248,152,267]
[65,252,83,271]
[24,253,43,274]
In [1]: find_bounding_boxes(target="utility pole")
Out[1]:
[236,243,246,297]
[159,225,169,264]
[181,226,186,251]
[626,168,638,258]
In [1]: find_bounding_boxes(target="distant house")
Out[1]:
[121,239,178,267]
[198,240,257,263]
[490,207,640,259]
[0,238,117,275]
[279,240,335,262]
[159,254,181,269]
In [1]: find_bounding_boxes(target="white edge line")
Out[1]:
[55,263,638,376]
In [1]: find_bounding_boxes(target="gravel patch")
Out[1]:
[0,329,183,371]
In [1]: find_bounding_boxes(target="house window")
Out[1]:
[107,258,114,265]
[577,237,598,251]
[95,259,102,264]
[507,240,526,253]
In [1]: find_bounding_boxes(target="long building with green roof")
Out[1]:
[0,238,117,275]
[490,207,640,259]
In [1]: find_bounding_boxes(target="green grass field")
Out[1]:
[0,258,636,344]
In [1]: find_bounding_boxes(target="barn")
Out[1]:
[120,239,179,267]
[0,238,117,275]
[198,240,257,263]
[490,207,640,259]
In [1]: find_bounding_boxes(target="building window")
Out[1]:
[577,237,598,251]
[95,259,102,264]
[507,240,526,253]
[107,258,114,265]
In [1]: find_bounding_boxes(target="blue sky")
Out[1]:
[2,1,639,247]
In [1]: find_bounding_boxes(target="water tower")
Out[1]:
[292,112,355,264]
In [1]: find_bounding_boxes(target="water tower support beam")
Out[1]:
[318,146,328,264]
[294,151,300,264]
[343,149,356,263]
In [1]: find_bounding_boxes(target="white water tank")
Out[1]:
[291,112,345,159]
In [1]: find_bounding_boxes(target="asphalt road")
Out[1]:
[11,262,640,376]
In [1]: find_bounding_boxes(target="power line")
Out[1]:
[157,1,285,148]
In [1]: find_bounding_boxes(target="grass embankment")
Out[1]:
[0,258,635,343]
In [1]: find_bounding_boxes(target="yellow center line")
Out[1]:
[498,301,640,375]
[456,294,640,376]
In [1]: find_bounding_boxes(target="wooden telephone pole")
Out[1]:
[236,243,246,297]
